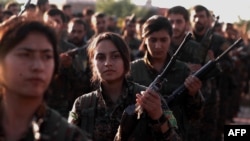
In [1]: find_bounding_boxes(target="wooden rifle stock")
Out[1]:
[166,38,243,103]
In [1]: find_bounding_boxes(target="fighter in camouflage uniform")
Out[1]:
[166,6,206,141]
[43,8,91,118]
[190,5,234,141]
[68,32,181,141]
[0,17,90,141]
[129,15,203,140]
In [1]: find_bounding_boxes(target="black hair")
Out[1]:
[88,32,131,83]
[0,18,59,76]
[167,6,190,22]
[45,8,66,23]
[192,5,211,17]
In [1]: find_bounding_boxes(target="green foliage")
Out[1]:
[134,6,157,20]
[0,0,18,6]
[96,0,136,18]
[0,0,15,4]
[96,0,157,19]
[0,0,8,5]
[236,19,250,32]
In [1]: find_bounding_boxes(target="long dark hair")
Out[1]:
[0,17,59,97]
[138,15,172,54]
[0,17,59,75]
[88,32,131,83]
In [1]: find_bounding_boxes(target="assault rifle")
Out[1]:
[18,0,31,16]
[64,45,87,56]
[115,32,192,141]
[200,16,220,64]
[166,38,243,103]
[136,32,192,118]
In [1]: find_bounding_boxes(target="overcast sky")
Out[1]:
[17,0,250,23]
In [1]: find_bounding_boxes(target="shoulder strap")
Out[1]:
[78,91,98,108]
[78,91,98,137]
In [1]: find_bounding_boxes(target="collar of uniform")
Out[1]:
[96,79,130,108]
[98,79,130,95]
[143,51,176,74]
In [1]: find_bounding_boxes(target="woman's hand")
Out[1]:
[59,53,73,68]
[184,75,202,97]
[136,89,163,120]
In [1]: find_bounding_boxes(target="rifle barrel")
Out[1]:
[148,32,192,108]
[166,38,243,103]
[215,38,243,62]
[65,45,87,56]
[159,32,192,78]
[18,0,31,16]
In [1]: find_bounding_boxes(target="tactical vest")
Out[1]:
[75,82,146,139]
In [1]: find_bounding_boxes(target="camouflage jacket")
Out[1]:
[0,102,91,141]
[130,56,203,139]
[68,80,181,141]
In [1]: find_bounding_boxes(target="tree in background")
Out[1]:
[96,0,136,18]
[96,0,157,27]
[0,0,16,5]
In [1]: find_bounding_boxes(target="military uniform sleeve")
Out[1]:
[160,128,182,141]
[182,63,204,120]
[68,97,81,126]
[150,110,182,141]
[185,90,204,120]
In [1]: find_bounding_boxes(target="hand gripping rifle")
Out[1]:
[166,38,243,103]
[136,32,193,118]
[115,33,192,141]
